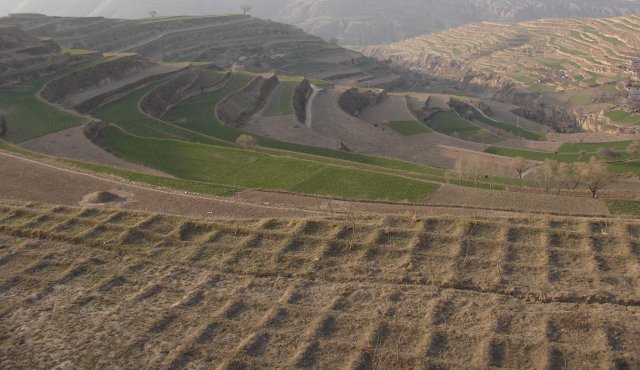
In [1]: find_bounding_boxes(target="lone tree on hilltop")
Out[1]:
[240,5,252,15]
[577,157,611,199]
[512,157,530,179]
[149,10,157,18]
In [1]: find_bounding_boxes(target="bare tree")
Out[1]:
[535,159,558,194]
[451,158,466,186]
[578,149,587,162]
[240,5,252,15]
[577,157,611,199]
[597,147,621,159]
[149,10,157,18]
[235,134,257,148]
[512,156,530,179]
[556,162,581,194]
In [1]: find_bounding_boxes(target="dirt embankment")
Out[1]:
[0,27,97,87]
[406,95,446,123]
[217,75,278,127]
[292,78,312,123]
[338,87,387,116]
[0,114,7,137]
[40,54,154,104]
[139,68,199,118]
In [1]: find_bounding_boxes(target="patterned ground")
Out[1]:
[0,200,639,369]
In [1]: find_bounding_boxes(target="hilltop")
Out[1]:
[0,14,387,83]
[3,0,640,45]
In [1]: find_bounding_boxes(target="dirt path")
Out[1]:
[305,84,321,128]
[20,125,169,177]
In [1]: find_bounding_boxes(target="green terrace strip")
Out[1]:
[0,58,115,143]
[605,110,640,126]
[607,199,640,217]
[485,145,640,175]
[262,80,298,116]
[159,73,453,178]
[189,70,228,90]
[426,111,503,144]
[0,140,237,197]
[91,69,522,192]
[608,160,640,176]
[92,82,230,147]
[162,72,256,141]
[94,126,439,203]
[449,99,545,140]
[484,146,556,161]
[388,120,432,136]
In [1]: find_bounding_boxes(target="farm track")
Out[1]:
[0,200,639,368]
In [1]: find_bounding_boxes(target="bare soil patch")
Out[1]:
[20,125,168,177]
[427,184,610,216]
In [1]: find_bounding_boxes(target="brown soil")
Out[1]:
[427,184,610,216]
[358,94,416,123]
[0,151,316,219]
[244,115,340,149]
[0,200,638,369]
[82,191,126,205]
[20,125,169,177]
[309,88,491,168]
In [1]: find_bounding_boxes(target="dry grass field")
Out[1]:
[1,200,639,369]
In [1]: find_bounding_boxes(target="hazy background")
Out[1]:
[2,0,640,45]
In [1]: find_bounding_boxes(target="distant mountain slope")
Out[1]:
[364,15,640,94]
[2,0,640,45]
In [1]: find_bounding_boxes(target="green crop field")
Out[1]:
[388,121,432,136]
[485,146,555,161]
[92,82,228,147]
[190,70,227,90]
[608,160,640,176]
[0,86,86,143]
[0,58,120,143]
[607,199,640,216]
[289,166,438,202]
[263,81,297,116]
[426,111,503,144]
[449,99,545,140]
[95,125,439,202]
[163,72,255,141]
[605,110,640,126]
[558,141,633,153]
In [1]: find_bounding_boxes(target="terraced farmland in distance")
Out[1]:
[364,15,640,95]
[1,201,639,368]
[426,111,503,144]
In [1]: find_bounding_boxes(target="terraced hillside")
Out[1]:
[365,15,640,90]
[1,200,639,368]
[0,14,394,85]
[4,0,640,45]
[0,26,94,87]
